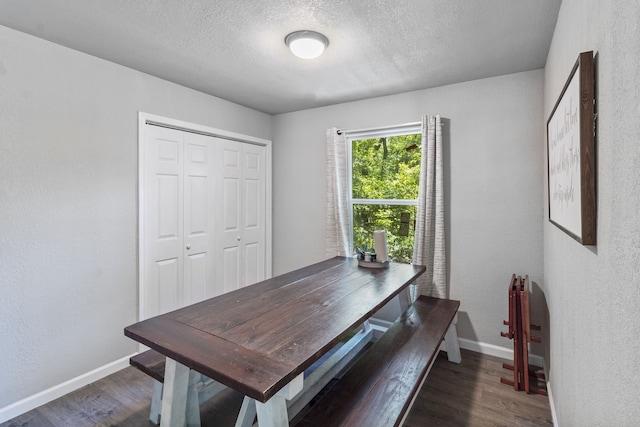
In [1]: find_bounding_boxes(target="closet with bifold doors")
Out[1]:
[140,118,270,320]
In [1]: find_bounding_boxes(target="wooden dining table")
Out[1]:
[124,256,425,426]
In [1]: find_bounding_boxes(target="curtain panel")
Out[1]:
[412,115,446,298]
[325,128,351,257]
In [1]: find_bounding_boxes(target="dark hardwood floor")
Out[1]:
[1,349,552,426]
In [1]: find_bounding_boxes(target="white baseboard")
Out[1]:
[0,354,135,424]
[457,337,545,368]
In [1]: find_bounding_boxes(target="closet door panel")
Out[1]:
[183,133,216,302]
[244,242,260,287]
[216,139,244,291]
[144,126,184,318]
[222,247,240,293]
[157,258,180,314]
[184,252,207,304]
[242,144,266,286]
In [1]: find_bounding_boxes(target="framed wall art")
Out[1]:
[547,51,596,245]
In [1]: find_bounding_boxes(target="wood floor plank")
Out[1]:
[0,409,55,427]
[199,388,245,425]
[96,366,154,405]
[36,384,125,426]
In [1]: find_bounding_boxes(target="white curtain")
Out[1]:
[325,128,351,257]
[412,115,446,298]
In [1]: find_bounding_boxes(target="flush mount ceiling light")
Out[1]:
[285,30,329,59]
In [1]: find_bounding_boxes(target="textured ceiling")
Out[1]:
[0,0,561,115]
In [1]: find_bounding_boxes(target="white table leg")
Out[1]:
[255,373,303,427]
[444,313,462,363]
[149,380,163,424]
[186,370,202,427]
[398,287,412,312]
[235,396,256,427]
[255,395,288,427]
[161,358,190,427]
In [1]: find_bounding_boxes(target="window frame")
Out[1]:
[345,123,421,257]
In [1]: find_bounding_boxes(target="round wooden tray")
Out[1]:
[358,260,390,269]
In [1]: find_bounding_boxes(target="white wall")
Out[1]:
[272,70,545,348]
[543,1,640,424]
[0,25,271,412]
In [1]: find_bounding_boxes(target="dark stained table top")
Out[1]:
[124,256,425,402]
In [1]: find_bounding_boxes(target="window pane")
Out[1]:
[351,134,421,200]
[352,204,416,264]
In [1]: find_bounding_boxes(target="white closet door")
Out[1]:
[143,126,216,319]
[215,139,266,292]
[217,139,242,293]
[241,143,266,287]
[144,126,184,318]
[183,132,216,303]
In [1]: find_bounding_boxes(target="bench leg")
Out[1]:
[149,380,163,425]
[444,313,462,363]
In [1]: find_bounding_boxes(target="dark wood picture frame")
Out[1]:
[547,51,596,245]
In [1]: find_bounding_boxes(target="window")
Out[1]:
[347,124,421,263]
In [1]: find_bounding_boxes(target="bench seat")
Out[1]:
[295,296,460,427]
[130,348,166,383]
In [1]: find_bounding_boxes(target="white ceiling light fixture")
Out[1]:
[285,30,329,59]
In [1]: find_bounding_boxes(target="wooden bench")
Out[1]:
[295,296,461,427]
[130,349,166,383]
[130,350,167,424]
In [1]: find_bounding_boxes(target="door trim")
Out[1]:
[138,112,272,322]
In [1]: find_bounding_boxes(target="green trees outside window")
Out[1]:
[351,133,421,263]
